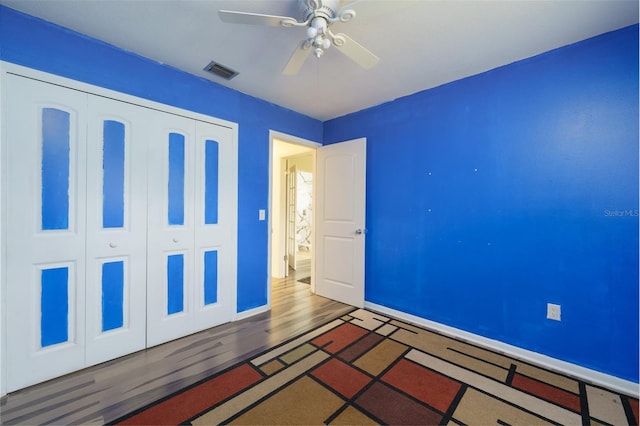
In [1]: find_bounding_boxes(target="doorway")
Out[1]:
[269,134,318,294]
[286,155,313,277]
[268,132,366,309]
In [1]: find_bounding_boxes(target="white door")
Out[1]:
[147,114,236,347]
[286,164,298,272]
[315,138,366,308]
[3,72,238,391]
[147,112,197,346]
[5,75,88,391]
[85,96,148,366]
[192,121,237,332]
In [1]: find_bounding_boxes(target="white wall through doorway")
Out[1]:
[268,133,319,284]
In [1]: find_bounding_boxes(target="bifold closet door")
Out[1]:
[147,114,236,347]
[147,112,197,346]
[84,96,148,366]
[193,121,236,332]
[5,75,88,392]
[4,72,238,391]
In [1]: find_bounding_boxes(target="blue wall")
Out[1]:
[325,25,639,382]
[0,6,322,312]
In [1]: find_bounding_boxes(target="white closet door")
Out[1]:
[146,115,237,346]
[193,121,237,331]
[5,75,88,392]
[84,96,148,366]
[147,112,197,347]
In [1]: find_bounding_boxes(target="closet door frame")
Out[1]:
[0,62,239,397]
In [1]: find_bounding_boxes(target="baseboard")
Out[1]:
[234,304,269,321]
[365,302,639,397]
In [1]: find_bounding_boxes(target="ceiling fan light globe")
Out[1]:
[322,38,331,49]
[307,27,318,38]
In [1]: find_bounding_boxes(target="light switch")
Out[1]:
[259,209,266,221]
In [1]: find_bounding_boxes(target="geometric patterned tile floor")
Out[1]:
[116,309,639,425]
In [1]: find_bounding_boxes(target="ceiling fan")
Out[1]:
[218,0,394,75]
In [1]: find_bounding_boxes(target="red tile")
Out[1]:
[382,359,461,413]
[338,333,384,362]
[511,373,580,412]
[629,396,639,425]
[311,323,368,354]
[356,382,442,425]
[311,358,372,399]
[118,363,262,425]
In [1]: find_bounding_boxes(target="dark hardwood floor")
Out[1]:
[0,266,352,425]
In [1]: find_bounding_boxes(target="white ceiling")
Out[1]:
[2,0,637,121]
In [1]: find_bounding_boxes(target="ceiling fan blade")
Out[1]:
[339,0,419,23]
[333,33,379,69]
[282,41,313,76]
[218,10,298,27]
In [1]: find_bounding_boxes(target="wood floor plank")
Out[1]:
[0,270,352,425]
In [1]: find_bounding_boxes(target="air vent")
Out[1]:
[203,61,238,80]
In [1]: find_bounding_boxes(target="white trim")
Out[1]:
[267,132,273,310]
[1,62,237,130]
[234,304,269,321]
[0,61,5,398]
[270,131,322,150]
[365,301,639,397]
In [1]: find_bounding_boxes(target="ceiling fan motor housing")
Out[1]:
[299,0,339,22]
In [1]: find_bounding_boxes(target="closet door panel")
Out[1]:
[193,122,237,331]
[5,75,88,392]
[85,96,148,366]
[147,112,197,347]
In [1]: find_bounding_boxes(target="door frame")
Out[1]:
[267,131,320,308]
[285,162,297,275]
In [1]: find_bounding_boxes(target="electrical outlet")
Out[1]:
[547,303,561,321]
